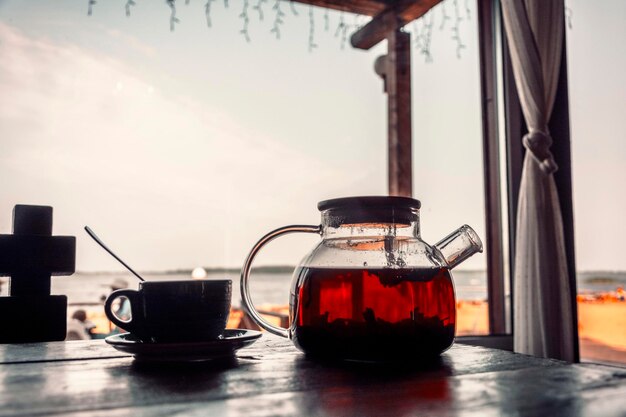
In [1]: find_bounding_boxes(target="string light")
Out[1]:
[332,12,351,50]
[334,12,344,37]
[565,1,573,29]
[87,0,96,16]
[439,2,450,31]
[85,0,553,60]
[412,20,422,51]
[451,0,466,58]
[352,13,366,31]
[239,0,250,42]
[205,0,216,27]
[289,0,298,16]
[417,10,434,63]
[323,8,329,32]
[308,6,317,52]
[270,0,285,39]
[253,0,267,21]
[125,0,136,17]
[167,0,180,32]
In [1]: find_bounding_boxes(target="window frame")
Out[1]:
[457,0,579,357]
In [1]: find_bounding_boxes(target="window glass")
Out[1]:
[0,0,488,338]
[566,0,626,365]
[410,2,488,335]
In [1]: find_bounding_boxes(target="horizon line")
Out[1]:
[72,267,626,275]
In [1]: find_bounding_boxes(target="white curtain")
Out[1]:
[501,0,575,361]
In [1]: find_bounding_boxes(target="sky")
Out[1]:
[0,0,623,273]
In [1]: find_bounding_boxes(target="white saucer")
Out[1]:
[105,329,262,362]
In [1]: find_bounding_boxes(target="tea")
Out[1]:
[290,267,456,361]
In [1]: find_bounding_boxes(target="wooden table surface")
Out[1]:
[1,334,625,417]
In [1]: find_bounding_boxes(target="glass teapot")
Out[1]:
[241,196,483,361]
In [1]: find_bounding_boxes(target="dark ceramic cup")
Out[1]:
[104,280,231,342]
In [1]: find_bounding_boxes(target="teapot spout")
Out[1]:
[435,225,483,269]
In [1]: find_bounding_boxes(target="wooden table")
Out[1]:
[1,335,625,416]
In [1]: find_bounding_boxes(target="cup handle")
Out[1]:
[104,289,139,334]
[240,225,321,338]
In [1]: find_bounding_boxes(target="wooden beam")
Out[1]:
[351,0,442,50]
[351,7,403,50]
[292,0,390,16]
[385,30,412,197]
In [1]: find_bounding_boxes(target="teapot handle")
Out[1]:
[240,225,322,338]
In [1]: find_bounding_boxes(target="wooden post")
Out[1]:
[385,29,412,197]
[349,3,438,198]
[477,0,506,334]
[549,30,580,363]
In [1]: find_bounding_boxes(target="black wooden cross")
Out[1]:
[0,205,76,343]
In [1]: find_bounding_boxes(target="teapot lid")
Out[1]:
[318,196,421,227]
[318,196,421,211]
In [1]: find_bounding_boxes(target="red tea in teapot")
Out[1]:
[290,267,456,361]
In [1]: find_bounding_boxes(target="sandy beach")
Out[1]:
[456,300,489,336]
[454,297,626,365]
[578,300,626,364]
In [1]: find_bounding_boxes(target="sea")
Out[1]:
[1,269,622,309]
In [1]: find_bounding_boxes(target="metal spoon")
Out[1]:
[84,226,145,282]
